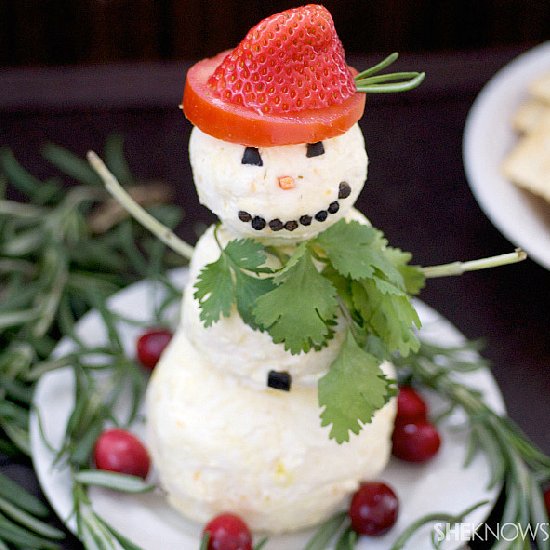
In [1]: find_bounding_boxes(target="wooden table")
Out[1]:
[1,46,549,549]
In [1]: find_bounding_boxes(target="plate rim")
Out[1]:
[463,41,550,270]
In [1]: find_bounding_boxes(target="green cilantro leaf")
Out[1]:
[319,330,394,443]
[253,244,338,354]
[322,264,354,313]
[315,220,422,356]
[316,220,402,286]
[193,253,234,327]
[194,238,271,327]
[224,238,270,271]
[234,271,274,329]
[352,278,421,357]
[384,247,426,295]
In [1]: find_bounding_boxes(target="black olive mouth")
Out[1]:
[237,181,352,232]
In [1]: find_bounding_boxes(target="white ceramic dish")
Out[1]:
[30,268,504,549]
[463,41,550,270]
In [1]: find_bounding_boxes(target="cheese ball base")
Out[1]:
[146,329,396,534]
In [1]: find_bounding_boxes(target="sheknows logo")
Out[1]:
[433,522,550,544]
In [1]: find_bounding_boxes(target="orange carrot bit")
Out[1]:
[278,176,295,190]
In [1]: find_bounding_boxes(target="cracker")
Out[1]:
[529,72,550,105]
[502,115,550,202]
[512,99,550,134]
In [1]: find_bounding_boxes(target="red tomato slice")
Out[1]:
[182,51,366,147]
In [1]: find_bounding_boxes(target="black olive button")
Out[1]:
[251,216,266,230]
[338,182,351,199]
[267,370,292,391]
[269,219,284,231]
[315,210,328,222]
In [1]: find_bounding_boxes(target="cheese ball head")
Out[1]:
[189,123,368,242]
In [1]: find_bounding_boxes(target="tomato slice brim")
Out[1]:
[182,51,366,147]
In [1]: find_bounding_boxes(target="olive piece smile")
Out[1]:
[238,182,351,232]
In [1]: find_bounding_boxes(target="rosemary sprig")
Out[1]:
[0,138,187,549]
[0,472,65,549]
[73,481,143,550]
[354,53,425,93]
[304,337,550,549]
[74,470,155,494]
[395,342,550,549]
[0,138,185,447]
[390,499,490,550]
[304,511,348,550]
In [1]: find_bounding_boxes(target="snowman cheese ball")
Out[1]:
[146,5,424,534]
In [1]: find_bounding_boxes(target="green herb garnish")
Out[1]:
[395,341,550,549]
[0,139,186,549]
[354,53,425,94]
[0,472,65,549]
[194,231,274,329]
[253,242,339,354]
[189,217,523,443]
[319,330,396,442]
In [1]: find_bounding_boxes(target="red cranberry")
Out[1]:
[349,481,399,536]
[203,513,252,550]
[392,420,441,462]
[136,328,172,369]
[544,487,550,517]
[397,386,427,423]
[93,428,150,479]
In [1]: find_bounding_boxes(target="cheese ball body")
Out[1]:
[146,329,396,534]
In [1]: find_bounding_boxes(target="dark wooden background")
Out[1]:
[1,0,549,68]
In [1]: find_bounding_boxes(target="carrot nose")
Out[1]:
[278,176,295,190]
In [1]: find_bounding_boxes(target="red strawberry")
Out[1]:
[207,5,356,115]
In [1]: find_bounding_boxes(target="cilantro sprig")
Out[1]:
[194,232,274,329]
[195,220,424,358]
[193,219,424,442]
[254,243,338,354]
[318,330,397,443]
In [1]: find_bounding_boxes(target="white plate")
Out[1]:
[30,268,504,550]
[463,41,550,269]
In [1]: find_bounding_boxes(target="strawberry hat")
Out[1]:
[183,5,424,147]
[183,5,361,147]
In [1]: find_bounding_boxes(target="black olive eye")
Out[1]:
[242,147,263,166]
[306,142,325,158]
